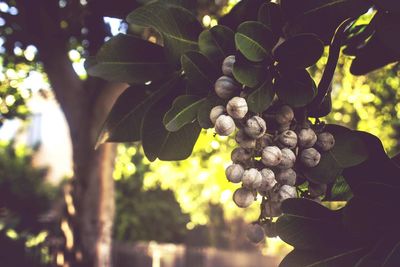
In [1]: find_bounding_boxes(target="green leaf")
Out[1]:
[181,51,218,96]
[163,95,205,132]
[274,68,317,107]
[197,96,224,129]
[258,2,284,36]
[126,3,203,67]
[235,21,278,62]
[280,247,367,267]
[283,0,371,44]
[198,25,236,67]
[302,151,343,184]
[246,77,275,113]
[87,34,173,84]
[96,76,179,147]
[281,198,339,219]
[277,213,351,250]
[142,91,201,161]
[274,34,324,68]
[232,54,267,88]
[218,0,267,30]
[325,176,353,201]
[325,125,369,168]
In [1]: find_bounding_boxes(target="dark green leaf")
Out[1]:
[218,0,267,30]
[198,25,236,67]
[232,54,267,88]
[181,51,218,97]
[126,3,203,67]
[283,0,371,44]
[142,90,201,161]
[274,34,324,68]
[274,68,317,107]
[235,21,278,62]
[197,96,224,129]
[96,76,179,146]
[163,95,205,132]
[280,247,367,267]
[87,34,173,84]
[308,90,332,118]
[258,2,284,36]
[246,77,275,113]
[325,124,369,168]
[302,151,343,184]
[343,131,400,188]
[281,198,339,220]
[277,213,351,250]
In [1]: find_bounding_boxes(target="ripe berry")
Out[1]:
[246,223,265,244]
[231,147,252,165]
[209,105,225,125]
[300,148,321,168]
[227,97,248,119]
[215,115,235,136]
[278,148,296,169]
[298,128,317,148]
[259,168,276,192]
[222,55,236,76]
[242,168,262,189]
[215,76,240,99]
[233,187,255,208]
[261,146,282,167]
[276,168,297,186]
[316,132,335,151]
[278,130,298,149]
[225,164,244,183]
[275,105,294,126]
[245,116,267,139]
[235,129,256,149]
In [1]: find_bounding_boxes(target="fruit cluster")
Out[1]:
[210,55,336,243]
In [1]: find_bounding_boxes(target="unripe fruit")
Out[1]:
[222,55,235,76]
[278,130,298,149]
[242,168,262,189]
[235,129,256,149]
[244,116,267,139]
[215,115,235,136]
[233,187,255,208]
[231,147,252,165]
[308,182,327,198]
[316,132,335,151]
[278,148,296,169]
[298,128,317,148]
[264,200,282,217]
[300,148,321,168]
[215,76,240,99]
[259,168,276,192]
[275,105,294,125]
[225,164,244,183]
[209,105,225,125]
[262,146,282,167]
[246,224,265,243]
[227,97,248,119]
[276,168,297,186]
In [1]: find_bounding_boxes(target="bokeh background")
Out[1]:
[0,0,399,266]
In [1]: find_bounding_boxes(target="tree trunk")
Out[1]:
[39,40,126,266]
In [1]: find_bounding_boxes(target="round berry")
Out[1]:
[262,146,282,167]
[209,105,225,125]
[215,76,240,99]
[231,147,252,165]
[259,168,277,192]
[222,55,236,76]
[227,97,248,119]
[264,200,282,217]
[275,105,294,126]
[276,168,297,186]
[316,132,335,151]
[298,128,317,148]
[278,148,296,169]
[242,168,262,189]
[278,130,298,149]
[233,187,255,208]
[235,129,256,149]
[215,115,235,136]
[246,224,265,243]
[300,148,321,168]
[225,164,244,183]
[245,116,267,139]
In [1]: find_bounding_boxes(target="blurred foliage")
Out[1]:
[113,145,190,243]
[0,141,57,267]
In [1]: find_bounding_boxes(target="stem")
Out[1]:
[309,18,356,111]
